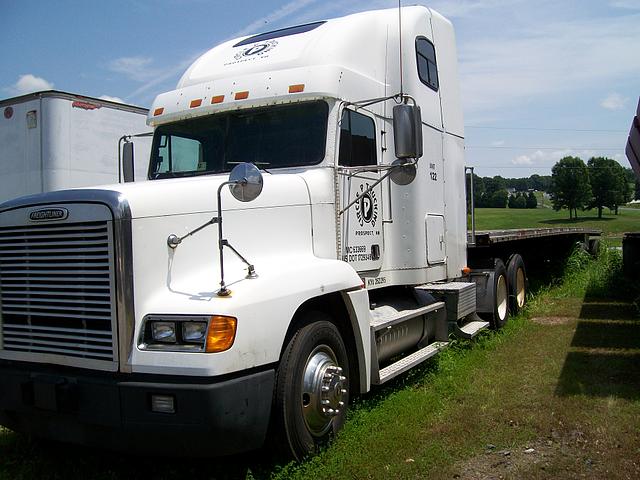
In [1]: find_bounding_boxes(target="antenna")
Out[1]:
[398,0,403,97]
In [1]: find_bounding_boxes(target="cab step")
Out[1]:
[377,341,449,384]
[370,302,445,332]
[455,320,489,339]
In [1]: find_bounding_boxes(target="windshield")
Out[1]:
[148,101,329,179]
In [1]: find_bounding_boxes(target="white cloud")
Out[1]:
[108,56,155,82]
[491,140,505,147]
[459,9,640,118]
[99,95,125,103]
[600,93,627,110]
[609,0,640,9]
[8,74,54,95]
[512,150,545,165]
[511,148,607,167]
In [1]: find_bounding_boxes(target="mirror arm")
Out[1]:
[338,168,394,215]
[216,179,258,296]
[338,159,417,216]
[221,240,257,278]
[167,216,220,248]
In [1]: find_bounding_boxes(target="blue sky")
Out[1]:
[1,0,638,177]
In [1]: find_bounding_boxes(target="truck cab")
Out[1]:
[0,6,477,459]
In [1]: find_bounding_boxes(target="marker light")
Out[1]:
[189,99,202,108]
[211,95,225,104]
[151,322,176,343]
[153,107,164,116]
[289,84,305,93]
[234,91,249,100]
[206,316,237,353]
[151,394,175,414]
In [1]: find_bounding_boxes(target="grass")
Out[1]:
[471,206,640,245]
[271,245,640,480]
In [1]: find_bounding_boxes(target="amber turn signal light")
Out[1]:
[205,315,237,352]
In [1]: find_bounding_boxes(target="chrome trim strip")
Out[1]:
[1,189,135,373]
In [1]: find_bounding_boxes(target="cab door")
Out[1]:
[338,108,384,273]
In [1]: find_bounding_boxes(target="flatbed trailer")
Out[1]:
[468,227,601,264]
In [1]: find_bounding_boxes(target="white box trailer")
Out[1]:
[0,91,151,203]
[0,7,598,460]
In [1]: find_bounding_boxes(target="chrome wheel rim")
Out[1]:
[497,274,508,320]
[301,345,347,437]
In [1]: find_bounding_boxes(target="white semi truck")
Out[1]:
[0,91,151,203]
[0,7,598,459]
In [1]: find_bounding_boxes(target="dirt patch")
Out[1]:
[450,434,620,480]
[453,430,640,480]
[530,316,573,325]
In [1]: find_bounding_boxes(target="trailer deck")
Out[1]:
[469,227,601,248]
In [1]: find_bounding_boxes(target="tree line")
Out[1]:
[550,156,636,219]
[466,174,548,209]
[467,159,639,217]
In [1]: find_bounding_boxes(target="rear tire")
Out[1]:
[507,254,527,315]
[490,259,509,329]
[272,313,349,460]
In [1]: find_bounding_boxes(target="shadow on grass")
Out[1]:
[0,433,261,480]
[555,300,640,401]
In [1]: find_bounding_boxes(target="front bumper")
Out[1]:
[0,361,275,456]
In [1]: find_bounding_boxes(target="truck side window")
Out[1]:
[416,37,439,91]
[338,109,377,167]
[156,135,203,174]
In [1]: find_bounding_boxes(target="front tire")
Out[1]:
[272,313,349,460]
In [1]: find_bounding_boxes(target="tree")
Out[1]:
[550,156,591,219]
[529,174,552,192]
[490,189,508,208]
[513,195,527,209]
[508,193,517,209]
[526,192,538,208]
[587,157,618,218]
[466,173,485,209]
[611,161,633,214]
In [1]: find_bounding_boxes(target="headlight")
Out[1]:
[151,322,176,343]
[182,321,207,342]
[140,315,237,353]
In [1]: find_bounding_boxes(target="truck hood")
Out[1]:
[1,173,311,220]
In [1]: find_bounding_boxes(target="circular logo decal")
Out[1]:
[4,107,13,119]
[355,183,378,227]
[234,40,278,61]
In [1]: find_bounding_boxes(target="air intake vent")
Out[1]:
[0,220,116,363]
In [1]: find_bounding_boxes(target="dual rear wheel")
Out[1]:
[487,254,528,329]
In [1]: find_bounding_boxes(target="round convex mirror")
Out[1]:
[228,163,264,202]
[389,159,417,186]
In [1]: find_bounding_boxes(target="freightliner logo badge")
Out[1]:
[29,208,69,222]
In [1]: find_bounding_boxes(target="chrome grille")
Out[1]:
[0,220,116,362]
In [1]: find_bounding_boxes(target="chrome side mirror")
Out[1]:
[393,104,423,159]
[389,159,417,185]
[122,141,135,183]
[228,163,263,202]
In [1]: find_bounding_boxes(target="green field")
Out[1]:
[471,206,640,245]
